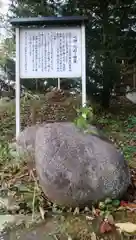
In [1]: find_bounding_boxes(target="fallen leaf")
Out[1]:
[120,201,136,210]
[68,236,73,240]
[86,215,94,221]
[100,221,112,234]
[73,207,80,215]
[116,206,125,211]
[95,209,101,216]
[92,206,96,216]
[0,215,16,231]
[120,201,128,207]
[53,235,59,240]
[126,203,136,209]
[39,206,45,220]
[115,222,136,233]
[91,232,97,240]
[105,214,114,225]
[92,207,100,217]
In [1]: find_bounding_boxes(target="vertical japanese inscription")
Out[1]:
[35,35,38,72]
[60,32,63,72]
[24,31,27,72]
[73,35,77,63]
[41,32,44,72]
[55,31,73,73]
[21,27,81,78]
[62,32,66,72]
[56,32,60,72]
[32,35,35,72]
[68,32,72,72]
[50,32,53,71]
[44,33,47,72]
[37,32,41,70]
[47,32,50,72]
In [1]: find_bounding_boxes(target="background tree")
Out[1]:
[61,0,136,107]
[1,0,136,106]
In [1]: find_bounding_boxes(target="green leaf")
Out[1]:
[112,200,120,207]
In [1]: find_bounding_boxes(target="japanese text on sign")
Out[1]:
[19,27,82,78]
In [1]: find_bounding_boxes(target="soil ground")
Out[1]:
[0,93,136,239]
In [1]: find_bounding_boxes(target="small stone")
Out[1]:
[86,216,94,221]
[91,232,97,240]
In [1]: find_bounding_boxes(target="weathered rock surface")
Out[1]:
[16,122,130,207]
[35,122,130,207]
[16,125,38,153]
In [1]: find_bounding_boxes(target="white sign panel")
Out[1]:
[20,27,82,78]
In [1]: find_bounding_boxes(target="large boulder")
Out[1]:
[34,122,130,207]
[16,125,38,154]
